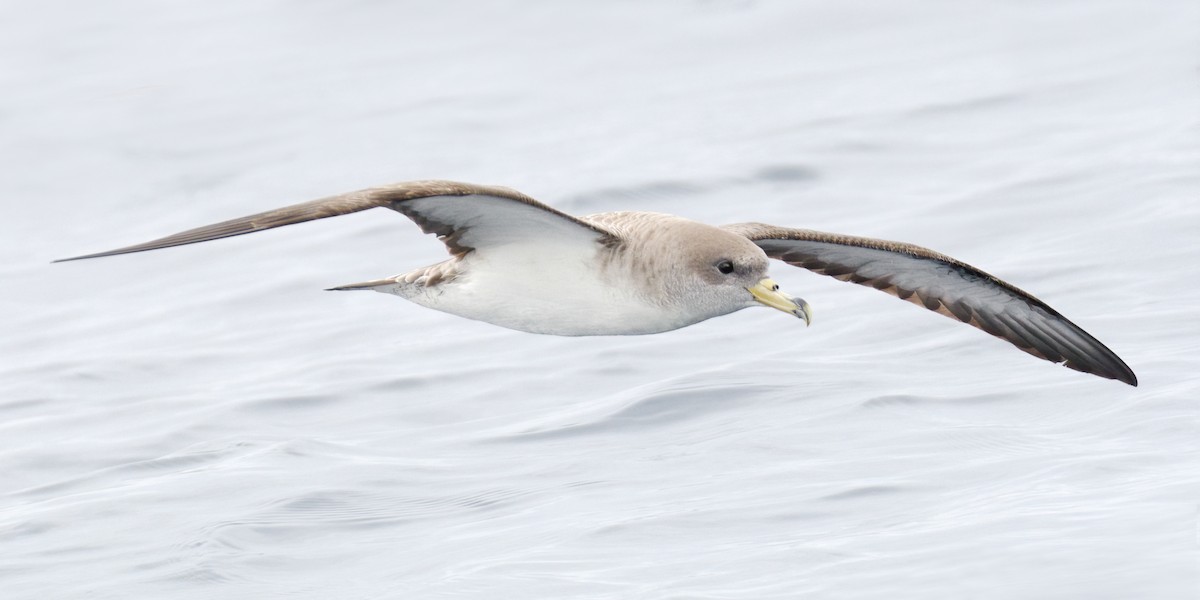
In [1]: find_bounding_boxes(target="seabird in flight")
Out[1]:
[56,180,1137,385]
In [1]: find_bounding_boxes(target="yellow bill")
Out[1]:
[748,278,812,326]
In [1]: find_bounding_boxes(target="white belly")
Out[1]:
[387,243,696,335]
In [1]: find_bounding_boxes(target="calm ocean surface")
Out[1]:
[2,1,1197,598]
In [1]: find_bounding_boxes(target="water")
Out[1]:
[2,1,1198,598]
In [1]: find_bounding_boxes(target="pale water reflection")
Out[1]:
[2,1,1197,598]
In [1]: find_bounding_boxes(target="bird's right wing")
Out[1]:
[723,222,1136,386]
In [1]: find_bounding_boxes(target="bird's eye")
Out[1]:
[716,260,735,275]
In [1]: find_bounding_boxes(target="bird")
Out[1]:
[55,179,1136,386]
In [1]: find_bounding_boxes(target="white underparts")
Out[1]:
[377,242,699,335]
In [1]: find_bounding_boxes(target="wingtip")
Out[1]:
[1091,360,1137,387]
[1118,369,1138,387]
[52,253,98,263]
[52,248,148,263]
[1079,355,1137,387]
[1104,353,1138,387]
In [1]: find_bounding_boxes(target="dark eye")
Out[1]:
[716,260,735,275]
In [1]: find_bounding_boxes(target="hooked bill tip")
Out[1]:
[795,299,813,326]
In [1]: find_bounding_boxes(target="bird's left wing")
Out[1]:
[55,180,616,262]
[723,222,1136,386]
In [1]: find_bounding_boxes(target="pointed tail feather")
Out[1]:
[325,277,399,291]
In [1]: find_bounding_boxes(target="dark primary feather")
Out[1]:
[724,223,1136,386]
[54,180,613,262]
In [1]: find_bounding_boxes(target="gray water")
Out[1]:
[3,1,1198,598]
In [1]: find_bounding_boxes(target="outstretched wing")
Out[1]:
[724,223,1136,386]
[55,180,615,262]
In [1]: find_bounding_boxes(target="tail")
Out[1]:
[325,277,399,291]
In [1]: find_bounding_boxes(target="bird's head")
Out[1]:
[648,220,812,325]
